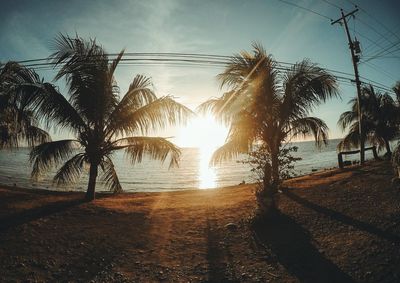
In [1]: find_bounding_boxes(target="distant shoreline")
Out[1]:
[0,161,356,195]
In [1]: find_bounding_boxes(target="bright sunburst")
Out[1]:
[177,115,228,189]
[176,115,228,148]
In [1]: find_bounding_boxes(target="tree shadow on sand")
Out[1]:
[283,188,400,244]
[205,216,239,283]
[254,210,355,283]
[0,198,85,233]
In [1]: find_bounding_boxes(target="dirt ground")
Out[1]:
[0,161,399,282]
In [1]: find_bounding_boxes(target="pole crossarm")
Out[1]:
[331,8,359,25]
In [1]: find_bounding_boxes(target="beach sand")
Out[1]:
[0,160,399,282]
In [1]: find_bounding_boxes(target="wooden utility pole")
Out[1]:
[332,8,365,164]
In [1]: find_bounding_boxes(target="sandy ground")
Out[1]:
[0,160,399,282]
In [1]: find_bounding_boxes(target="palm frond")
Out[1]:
[0,125,16,148]
[227,110,261,144]
[113,136,181,168]
[281,60,339,122]
[0,62,52,148]
[108,49,125,77]
[25,126,52,147]
[338,111,358,130]
[197,91,242,124]
[28,82,87,132]
[112,96,193,136]
[51,33,108,81]
[215,47,280,123]
[106,75,158,135]
[289,117,329,148]
[337,125,361,151]
[53,153,86,185]
[119,75,157,110]
[100,157,122,193]
[211,139,250,166]
[30,139,79,180]
[50,34,113,124]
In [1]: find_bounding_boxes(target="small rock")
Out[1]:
[225,222,238,231]
[17,262,26,268]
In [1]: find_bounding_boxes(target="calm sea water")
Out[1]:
[0,139,376,192]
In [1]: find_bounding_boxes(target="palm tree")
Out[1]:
[200,44,339,210]
[394,81,400,103]
[338,85,398,156]
[0,62,50,148]
[28,34,192,201]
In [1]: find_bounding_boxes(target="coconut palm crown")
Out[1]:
[0,62,51,148]
[28,35,192,200]
[338,85,398,156]
[200,44,339,190]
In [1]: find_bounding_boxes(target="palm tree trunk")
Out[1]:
[262,147,279,214]
[385,139,392,156]
[271,148,280,187]
[85,162,98,201]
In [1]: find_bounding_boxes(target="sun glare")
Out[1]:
[177,115,229,189]
[177,115,228,148]
[198,146,217,189]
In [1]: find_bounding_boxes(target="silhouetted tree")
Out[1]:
[200,43,339,214]
[0,62,50,148]
[28,34,192,201]
[338,85,398,157]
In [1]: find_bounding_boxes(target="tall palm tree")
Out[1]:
[338,85,398,156]
[200,44,339,208]
[28,34,192,201]
[0,62,50,148]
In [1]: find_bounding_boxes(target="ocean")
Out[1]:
[0,139,377,192]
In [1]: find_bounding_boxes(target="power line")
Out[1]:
[362,55,400,60]
[344,0,400,57]
[276,0,332,20]
[320,0,342,10]
[349,27,388,54]
[356,18,400,58]
[350,0,400,42]
[343,1,400,55]
[4,52,395,95]
[355,16,396,47]
[363,29,400,54]
[360,60,398,81]
[363,41,400,63]
[10,52,349,76]
[350,28,400,62]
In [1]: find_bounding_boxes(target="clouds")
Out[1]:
[0,0,399,140]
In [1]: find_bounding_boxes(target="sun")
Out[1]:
[176,115,229,149]
[176,114,229,189]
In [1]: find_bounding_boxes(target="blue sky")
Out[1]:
[1,0,399,144]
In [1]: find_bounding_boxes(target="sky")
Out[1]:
[1,0,399,147]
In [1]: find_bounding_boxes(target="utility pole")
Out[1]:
[332,8,365,164]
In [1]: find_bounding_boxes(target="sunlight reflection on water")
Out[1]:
[198,146,217,189]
